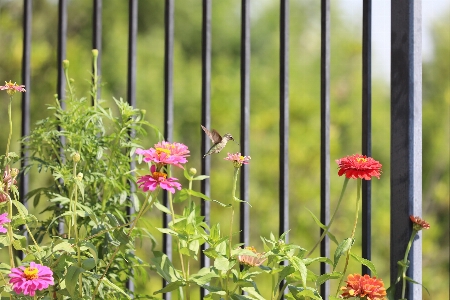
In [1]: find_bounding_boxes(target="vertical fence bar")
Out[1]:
[200,1,212,297]
[57,0,67,102]
[126,0,138,293]
[279,2,289,297]
[163,1,174,298]
[279,0,289,242]
[361,0,372,276]
[240,0,251,248]
[319,0,330,298]
[57,0,68,234]
[19,0,32,260]
[390,1,422,299]
[92,0,102,99]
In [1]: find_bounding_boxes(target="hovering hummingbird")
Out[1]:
[201,125,236,158]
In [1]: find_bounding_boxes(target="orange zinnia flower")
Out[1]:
[336,154,382,180]
[410,215,430,230]
[340,274,386,300]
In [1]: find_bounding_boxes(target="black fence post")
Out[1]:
[390,1,422,299]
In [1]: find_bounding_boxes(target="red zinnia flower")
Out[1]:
[137,165,182,194]
[340,274,386,300]
[0,81,26,95]
[410,215,430,230]
[224,152,251,168]
[336,154,382,180]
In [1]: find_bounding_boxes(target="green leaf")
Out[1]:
[81,258,96,270]
[53,241,76,254]
[350,253,377,277]
[102,277,132,299]
[333,238,354,269]
[290,256,308,288]
[288,286,322,300]
[154,280,185,294]
[404,276,431,295]
[316,271,342,287]
[214,255,234,271]
[154,202,172,215]
[193,175,210,181]
[151,251,182,282]
[65,265,85,297]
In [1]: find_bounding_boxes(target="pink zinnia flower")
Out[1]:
[136,141,189,168]
[9,262,54,296]
[336,154,382,180]
[238,246,267,267]
[0,81,26,95]
[137,165,182,194]
[224,152,251,168]
[0,212,11,233]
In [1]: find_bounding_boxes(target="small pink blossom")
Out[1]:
[9,262,54,296]
[224,152,251,168]
[0,212,11,233]
[136,141,189,168]
[0,81,26,95]
[137,165,182,194]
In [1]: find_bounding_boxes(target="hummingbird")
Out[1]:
[201,125,236,157]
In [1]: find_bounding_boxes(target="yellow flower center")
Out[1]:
[24,267,39,280]
[356,157,367,163]
[152,171,168,179]
[155,148,171,156]
[245,246,257,253]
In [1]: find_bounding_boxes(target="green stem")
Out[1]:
[6,97,12,156]
[307,177,349,258]
[72,161,83,297]
[335,179,361,296]
[7,197,15,269]
[401,230,418,299]
[63,61,74,100]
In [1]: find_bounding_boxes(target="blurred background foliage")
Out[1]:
[0,0,448,298]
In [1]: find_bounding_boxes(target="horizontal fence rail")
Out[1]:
[4,0,423,299]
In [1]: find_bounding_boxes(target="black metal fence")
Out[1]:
[12,0,423,299]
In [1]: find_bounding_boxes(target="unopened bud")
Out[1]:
[10,168,19,177]
[189,168,197,176]
[76,173,83,181]
[72,153,81,163]
[62,60,69,70]
[92,49,99,58]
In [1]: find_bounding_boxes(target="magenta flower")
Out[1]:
[0,81,26,95]
[137,165,182,194]
[0,212,11,233]
[136,141,189,168]
[224,152,251,168]
[9,262,54,296]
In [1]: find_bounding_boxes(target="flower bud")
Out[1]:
[72,153,81,163]
[76,173,83,181]
[189,168,197,176]
[62,60,69,70]
[10,168,19,177]
[92,49,98,58]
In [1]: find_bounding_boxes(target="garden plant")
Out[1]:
[0,54,430,300]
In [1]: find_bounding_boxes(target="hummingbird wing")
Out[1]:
[201,125,222,143]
